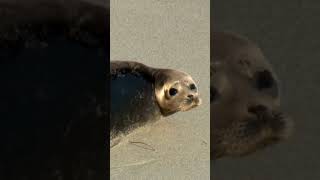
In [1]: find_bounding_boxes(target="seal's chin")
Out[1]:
[160,108,179,117]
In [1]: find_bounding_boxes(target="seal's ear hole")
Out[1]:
[254,70,275,90]
[169,88,178,96]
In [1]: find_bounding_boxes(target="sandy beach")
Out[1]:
[110,0,210,179]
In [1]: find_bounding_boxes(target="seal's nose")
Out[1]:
[187,93,201,105]
[187,94,194,99]
[248,105,268,114]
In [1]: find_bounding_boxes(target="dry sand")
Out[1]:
[110,0,210,179]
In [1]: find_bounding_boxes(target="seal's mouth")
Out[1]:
[241,110,292,154]
[247,105,293,140]
[180,96,202,111]
[213,106,293,159]
[160,97,201,116]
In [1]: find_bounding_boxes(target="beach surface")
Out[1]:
[110,0,210,179]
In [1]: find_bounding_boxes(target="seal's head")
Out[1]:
[211,32,293,159]
[154,69,201,116]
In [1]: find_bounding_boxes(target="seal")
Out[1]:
[0,0,107,49]
[0,1,108,179]
[211,32,293,160]
[110,61,201,146]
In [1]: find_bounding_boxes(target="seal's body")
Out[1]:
[211,32,292,159]
[110,68,161,140]
[110,61,201,146]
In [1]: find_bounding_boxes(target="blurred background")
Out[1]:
[213,0,320,179]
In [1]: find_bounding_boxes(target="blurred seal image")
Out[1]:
[110,61,201,147]
[211,32,293,159]
[0,0,108,179]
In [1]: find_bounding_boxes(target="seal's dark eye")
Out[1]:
[255,70,274,90]
[189,84,196,90]
[169,88,178,96]
[254,70,279,97]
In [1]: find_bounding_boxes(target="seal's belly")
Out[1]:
[110,73,161,140]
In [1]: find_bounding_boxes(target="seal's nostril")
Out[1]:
[187,94,194,99]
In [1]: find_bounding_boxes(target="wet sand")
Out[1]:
[110,0,210,179]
